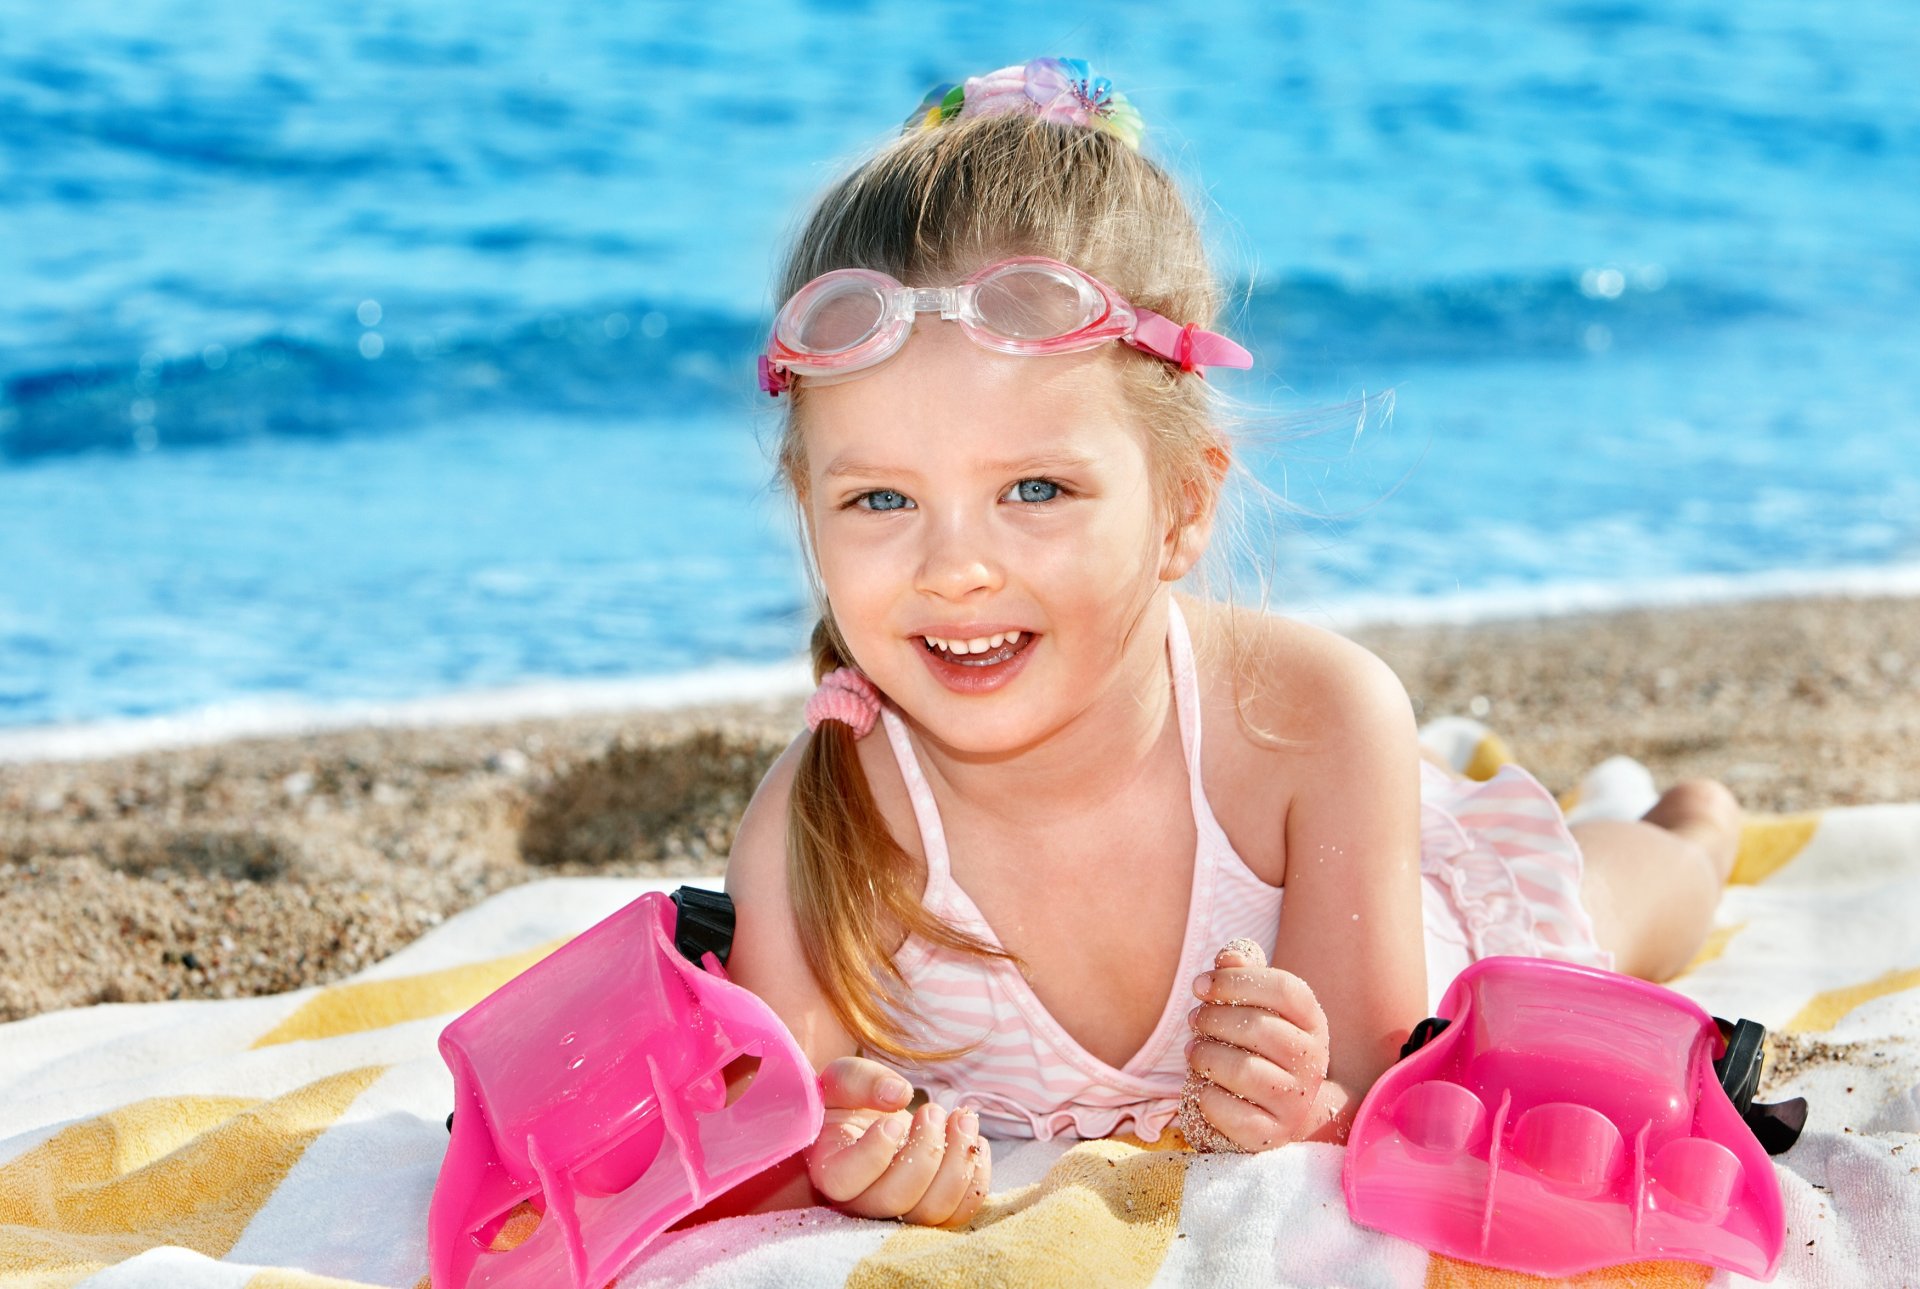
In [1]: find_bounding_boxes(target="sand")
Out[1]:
[3,593,1917,1024]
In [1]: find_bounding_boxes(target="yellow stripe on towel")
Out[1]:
[246,1269,393,1289]
[1729,813,1821,885]
[1786,964,1920,1033]
[1678,920,1748,977]
[0,1066,384,1287]
[1425,1252,1709,1286]
[250,938,569,1048]
[847,1135,1187,1289]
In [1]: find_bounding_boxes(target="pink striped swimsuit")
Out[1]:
[870,597,1612,1143]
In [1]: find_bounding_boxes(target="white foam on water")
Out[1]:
[1281,561,1920,632]
[0,659,814,765]
[6,560,1920,766]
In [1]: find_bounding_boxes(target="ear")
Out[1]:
[1159,444,1230,583]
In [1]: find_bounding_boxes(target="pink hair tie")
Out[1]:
[805,667,882,739]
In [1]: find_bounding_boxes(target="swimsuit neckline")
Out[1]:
[876,596,1223,1084]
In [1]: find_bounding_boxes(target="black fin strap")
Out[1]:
[1713,1015,1807,1156]
[670,886,737,971]
[1399,1016,1451,1061]
[1745,1096,1809,1156]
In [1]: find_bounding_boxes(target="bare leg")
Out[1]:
[1570,780,1742,982]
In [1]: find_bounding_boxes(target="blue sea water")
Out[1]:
[3,1,1918,747]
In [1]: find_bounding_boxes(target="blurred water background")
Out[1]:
[3,1,1918,751]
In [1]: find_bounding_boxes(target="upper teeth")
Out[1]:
[925,631,1021,655]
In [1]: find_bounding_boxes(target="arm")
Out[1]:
[1184,630,1427,1149]
[709,733,989,1225]
[1271,635,1427,1141]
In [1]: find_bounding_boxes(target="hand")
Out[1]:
[805,1056,991,1227]
[1182,940,1332,1152]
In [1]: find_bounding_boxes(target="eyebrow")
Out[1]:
[988,451,1101,475]
[821,461,910,486]
[822,450,1101,480]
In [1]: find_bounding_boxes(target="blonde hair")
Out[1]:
[767,110,1289,1063]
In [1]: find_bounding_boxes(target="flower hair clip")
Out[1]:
[903,57,1146,152]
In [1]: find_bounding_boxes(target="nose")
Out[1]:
[913,509,1004,602]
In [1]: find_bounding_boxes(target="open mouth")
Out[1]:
[916,630,1036,668]
[913,628,1039,695]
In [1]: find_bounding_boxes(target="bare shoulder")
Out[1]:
[1178,593,1419,885]
[724,729,809,911]
[1179,592,1414,759]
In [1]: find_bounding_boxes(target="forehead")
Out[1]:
[800,322,1141,476]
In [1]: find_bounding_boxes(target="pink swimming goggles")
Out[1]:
[757,255,1254,396]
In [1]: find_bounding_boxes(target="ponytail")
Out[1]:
[786,615,1019,1063]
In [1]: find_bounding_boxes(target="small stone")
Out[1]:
[281,771,314,800]
[487,748,530,776]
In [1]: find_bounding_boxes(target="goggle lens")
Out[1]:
[781,276,891,353]
[972,263,1104,340]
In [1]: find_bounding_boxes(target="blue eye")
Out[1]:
[1007,478,1061,503]
[856,489,913,512]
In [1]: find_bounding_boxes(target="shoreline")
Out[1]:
[11,559,1920,768]
[4,591,1918,1024]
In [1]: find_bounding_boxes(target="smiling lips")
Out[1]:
[913,627,1038,689]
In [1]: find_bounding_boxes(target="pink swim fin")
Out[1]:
[1344,956,1803,1280]
[428,887,823,1289]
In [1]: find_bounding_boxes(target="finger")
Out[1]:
[844,1102,949,1219]
[1213,938,1268,971]
[1188,1035,1311,1119]
[1194,1078,1296,1153]
[944,1127,991,1228]
[903,1107,980,1227]
[1189,1003,1327,1078]
[1192,967,1328,1037]
[809,1110,911,1203]
[819,1056,915,1112]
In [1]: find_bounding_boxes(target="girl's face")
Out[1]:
[798,319,1204,754]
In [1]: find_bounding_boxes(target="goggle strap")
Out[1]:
[758,354,791,397]
[1130,309,1254,374]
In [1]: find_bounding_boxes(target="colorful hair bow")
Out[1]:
[902,57,1145,152]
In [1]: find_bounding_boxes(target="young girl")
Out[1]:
[723,57,1744,1230]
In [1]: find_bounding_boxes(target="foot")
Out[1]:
[1640,779,1743,885]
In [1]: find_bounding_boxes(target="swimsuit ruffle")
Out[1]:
[1417,759,1614,971]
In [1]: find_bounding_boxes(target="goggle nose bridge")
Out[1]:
[901,283,975,323]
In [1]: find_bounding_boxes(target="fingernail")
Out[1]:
[880,1115,908,1142]
[957,1109,978,1136]
[1187,1004,1202,1026]
[881,1078,913,1108]
[1192,972,1213,998]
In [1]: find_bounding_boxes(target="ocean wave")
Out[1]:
[1240,266,1784,366]
[0,305,763,463]
[1,267,1784,464]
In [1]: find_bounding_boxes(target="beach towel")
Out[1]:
[2,722,1916,1289]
